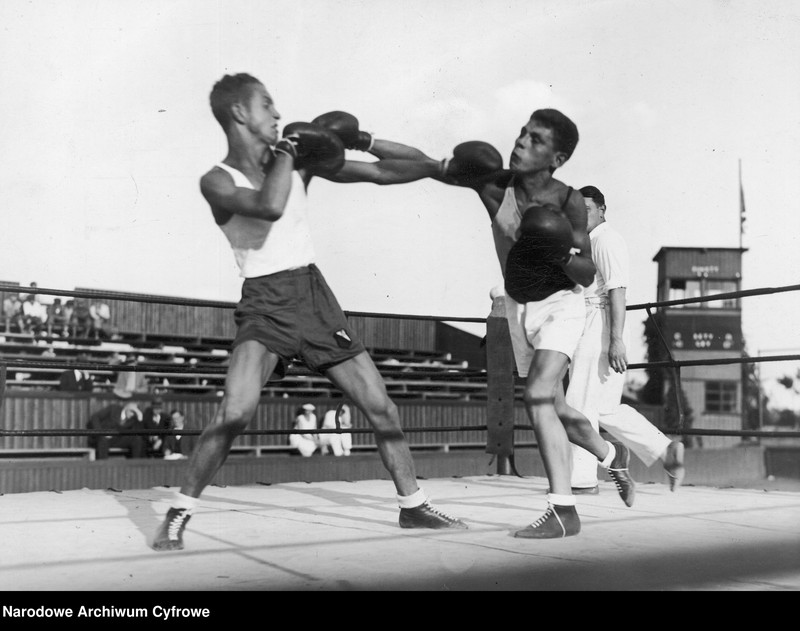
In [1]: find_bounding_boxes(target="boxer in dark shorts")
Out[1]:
[233,265,366,376]
[153,74,466,551]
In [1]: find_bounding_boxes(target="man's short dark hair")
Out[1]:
[531,108,579,162]
[209,73,263,129]
[580,185,605,207]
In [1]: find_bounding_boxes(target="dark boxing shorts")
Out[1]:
[232,264,366,377]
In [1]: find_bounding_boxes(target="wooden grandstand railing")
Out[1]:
[0,281,506,461]
[0,390,530,454]
[0,325,498,401]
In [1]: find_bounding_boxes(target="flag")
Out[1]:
[739,159,746,246]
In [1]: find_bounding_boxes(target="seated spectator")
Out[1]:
[3,293,23,333]
[89,301,111,339]
[62,299,75,335]
[21,294,47,335]
[46,298,68,337]
[69,298,94,338]
[30,282,56,312]
[288,403,319,457]
[58,367,95,392]
[162,409,194,460]
[319,403,353,456]
[13,372,32,383]
[112,355,150,399]
[87,401,146,459]
[142,397,169,457]
[19,282,45,304]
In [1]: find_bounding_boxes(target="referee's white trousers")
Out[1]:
[566,303,671,488]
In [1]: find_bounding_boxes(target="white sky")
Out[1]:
[2,0,799,404]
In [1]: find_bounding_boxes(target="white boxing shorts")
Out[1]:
[504,286,585,378]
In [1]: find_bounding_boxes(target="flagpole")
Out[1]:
[738,159,745,250]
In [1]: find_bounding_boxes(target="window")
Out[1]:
[669,279,701,307]
[705,381,738,413]
[704,281,739,309]
[668,278,739,308]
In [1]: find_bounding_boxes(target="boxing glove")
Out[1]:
[441,141,503,187]
[518,203,574,263]
[504,206,576,303]
[276,122,346,175]
[311,111,374,151]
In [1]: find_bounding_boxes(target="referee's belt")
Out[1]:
[584,296,609,308]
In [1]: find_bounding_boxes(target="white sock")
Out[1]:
[397,488,427,509]
[547,493,576,507]
[599,441,616,468]
[172,492,198,513]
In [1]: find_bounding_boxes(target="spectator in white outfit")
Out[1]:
[319,403,353,456]
[289,403,319,457]
[568,185,686,493]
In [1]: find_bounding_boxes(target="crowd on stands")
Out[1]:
[54,357,190,460]
[2,282,111,339]
[83,396,355,461]
[55,353,352,461]
[76,383,355,460]
[86,397,193,461]
[1,283,412,461]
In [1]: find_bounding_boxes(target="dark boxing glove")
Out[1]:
[441,141,503,187]
[504,204,576,303]
[276,122,346,175]
[311,111,374,151]
[518,203,574,264]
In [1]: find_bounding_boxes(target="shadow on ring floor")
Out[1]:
[1,474,799,593]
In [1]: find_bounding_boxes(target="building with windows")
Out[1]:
[652,247,747,448]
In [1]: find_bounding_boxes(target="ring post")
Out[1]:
[486,293,515,474]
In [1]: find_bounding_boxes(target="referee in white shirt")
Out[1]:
[567,185,685,493]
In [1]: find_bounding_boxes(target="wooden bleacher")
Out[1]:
[0,285,528,463]
[0,327,508,402]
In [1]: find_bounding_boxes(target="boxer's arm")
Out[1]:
[200,155,296,224]
[328,154,504,220]
[320,157,441,184]
[476,179,506,221]
[367,139,433,161]
[309,111,431,160]
[562,232,595,287]
[561,191,596,286]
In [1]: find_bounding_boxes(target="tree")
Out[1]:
[773,408,799,428]
[640,312,667,405]
[662,377,697,446]
[640,311,696,445]
[772,366,800,429]
[741,346,770,433]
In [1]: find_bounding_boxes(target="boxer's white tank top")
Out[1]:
[491,181,574,278]
[491,185,523,278]
[214,163,316,278]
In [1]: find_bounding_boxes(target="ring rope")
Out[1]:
[2,282,800,449]
[0,283,484,323]
[3,280,798,320]
[0,424,488,438]
[627,282,800,310]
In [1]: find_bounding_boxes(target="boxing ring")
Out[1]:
[0,282,799,593]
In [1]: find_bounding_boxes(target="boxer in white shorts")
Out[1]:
[436,109,635,538]
[504,286,585,377]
